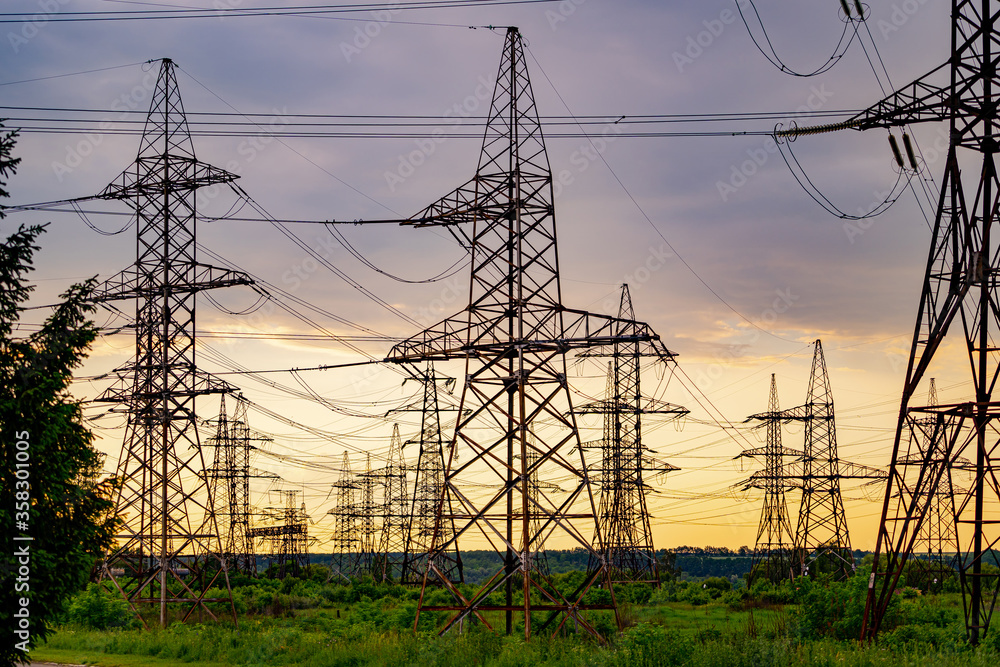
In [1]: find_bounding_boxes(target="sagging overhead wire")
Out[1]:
[324,223,469,284]
[774,126,912,221]
[735,0,860,77]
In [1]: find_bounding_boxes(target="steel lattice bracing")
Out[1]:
[398,365,463,586]
[91,58,250,628]
[575,285,685,585]
[373,424,410,582]
[328,452,360,580]
[205,395,258,577]
[794,340,854,579]
[372,28,677,639]
[356,454,382,576]
[739,375,797,585]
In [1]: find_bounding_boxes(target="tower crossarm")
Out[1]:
[90,263,253,303]
[836,460,888,480]
[386,307,675,363]
[734,445,802,460]
[745,404,810,423]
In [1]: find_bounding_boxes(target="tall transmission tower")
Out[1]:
[575,285,686,586]
[738,374,797,585]
[91,58,251,628]
[329,452,360,580]
[356,453,382,576]
[369,28,676,638]
[397,365,463,586]
[374,424,410,582]
[782,0,1000,644]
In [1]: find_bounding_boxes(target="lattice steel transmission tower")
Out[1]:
[205,395,260,577]
[329,452,360,579]
[372,424,410,582]
[91,58,250,628]
[738,375,797,585]
[779,0,1000,644]
[370,28,675,639]
[356,453,382,576]
[249,489,308,579]
[397,365,463,586]
[907,380,962,592]
[575,285,686,586]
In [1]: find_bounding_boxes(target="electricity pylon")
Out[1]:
[356,453,381,575]
[396,364,464,586]
[781,0,1000,644]
[328,452,360,580]
[736,342,884,582]
[90,58,250,628]
[738,374,797,585]
[369,28,676,639]
[906,379,962,593]
[374,424,410,582]
[249,489,308,579]
[575,285,686,585]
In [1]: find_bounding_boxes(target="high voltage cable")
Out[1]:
[0,1,559,23]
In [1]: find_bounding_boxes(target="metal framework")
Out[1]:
[778,0,1000,644]
[356,454,382,575]
[739,374,797,585]
[575,285,685,585]
[249,489,308,579]
[92,58,250,628]
[374,424,410,582]
[369,27,676,639]
[397,364,464,586]
[328,452,360,580]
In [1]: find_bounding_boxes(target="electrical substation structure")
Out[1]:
[89,58,252,628]
[780,0,1000,644]
[361,27,678,640]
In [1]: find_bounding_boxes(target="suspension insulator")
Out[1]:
[902,132,918,170]
[840,0,851,17]
[888,134,904,168]
[853,0,864,19]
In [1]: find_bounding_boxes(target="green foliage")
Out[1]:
[65,584,135,631]
[795,567,899,641]
[0,124,117,666]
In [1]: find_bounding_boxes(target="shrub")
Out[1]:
[66,583,135,630]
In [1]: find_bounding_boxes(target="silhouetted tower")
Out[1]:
[205,394,258,577]
[91,58,250,628]
[794,340,853,578]
[398,365,463,586]
[328,452,360,579]
[907,379,961,592]
[371,29,675,638]
[371,424,410,582]
[356,453,381,575]
[778,1,1000,643]
[739,375,797,585]
[575,285,685,586]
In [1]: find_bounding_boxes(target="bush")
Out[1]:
[66,583,135,630]
[616,623,693,666]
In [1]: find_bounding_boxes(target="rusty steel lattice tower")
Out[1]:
[739,375,797,585]
[377,27,675,639]
[575,285,685,585]
[398,365,463,586]
[92,58,250,627]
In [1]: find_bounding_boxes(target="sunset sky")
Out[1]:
[1,0,961,552]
